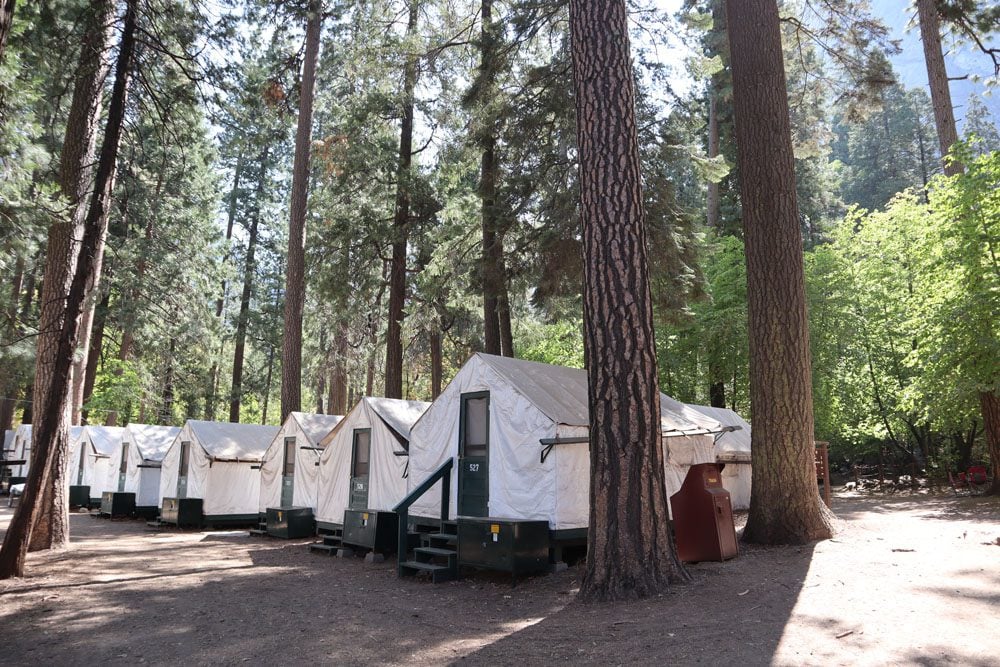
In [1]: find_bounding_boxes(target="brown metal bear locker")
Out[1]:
[670,462,739,562]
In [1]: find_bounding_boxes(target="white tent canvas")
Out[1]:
[65,425,85,488]
[159,420,279,517]
[110,424,181,509]
[690,405,753,510]
[314,397,429,527]
[258,412,343,513]
[79,426,125,502]
[407,354,724,529]
[11,424,31,478]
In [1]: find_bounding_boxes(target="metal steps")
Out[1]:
[400,527,458,583]
[248,518,268,537]
[307,530,344,555]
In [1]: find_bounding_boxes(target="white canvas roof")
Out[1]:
[408,354,720,528]
[290,412,343,447]
[83,425,125,456]
[315,397,429,524]
[186,420,279,460]
[124,424,181,462]
[689,405,752,460]
[446,353,725,436]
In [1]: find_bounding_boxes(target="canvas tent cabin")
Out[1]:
[689,405,752,510]
[400,354,724,578]
[312,397,429,550]
[259,412,344,513]
[1,429,16,490]
[64,425,88,507]
[158,420,279,527]
[10,423,31,482]
[77,426,125,505]
[102,424,181,517]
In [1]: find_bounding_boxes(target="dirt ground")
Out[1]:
[0,492,997,666]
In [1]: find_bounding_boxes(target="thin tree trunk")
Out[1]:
[7,256,23,329]
[328,319,348,414]
[569,0,688,602]
[79,291,108,423]
[2,0,135,573]
[384,0,419,400]
[429,328,442,399]
[229,147,269,423]
[0,386,18,432]
[706,92,721,230]
[915,0,961,177]
[161,338,176,422]
[262,339,275,425]
[980,391,1000,495]
[0,0,15,66]
[725,0,833,544]
[498,261,514,357]
[281,0,322,421]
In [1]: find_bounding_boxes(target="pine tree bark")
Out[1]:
[79,291,108,423]
[19,0,114,554]
[430,328,442,399]
[980,391,1000,495]
[384,0,419,400]
[725,0,833,544]
[0,0,15,66]
[2,0,135,572]
[569,0,688,602]
[327,318,348,414]
[281,0,322,422]
[230,147,269,423]
[915,0,962,177]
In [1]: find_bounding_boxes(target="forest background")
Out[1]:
[0,0,997,477]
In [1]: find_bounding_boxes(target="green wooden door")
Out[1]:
[349,429,371,510]
[281,437,295,507]
[176,441,190,498]
[458,392,489,517]
[117,443,128,492]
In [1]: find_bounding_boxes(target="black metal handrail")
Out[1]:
[392,457,453,575]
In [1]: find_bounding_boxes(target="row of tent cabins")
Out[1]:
[0,353,753,578]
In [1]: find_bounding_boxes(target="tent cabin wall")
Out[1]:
[159,420,278,522]
[406,354,721,531]
[314,398,427,529]
[259,412,343,514]
[689,404,753,511]
[120,424,180,511]
[79,426,125,504]
[11,424,31,479]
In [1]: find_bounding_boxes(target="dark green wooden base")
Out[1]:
[457,517,550,577]
[161,497,203,527]
[69,485,90,508]
[342,509,398,553]
[266,506,315,538]
[100,491,136,518]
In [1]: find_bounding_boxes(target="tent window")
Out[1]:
[283,438,296,476]
[179,442,190,476]
[461,392,489,459]
[119,443,129,474]
[352,430,371,478]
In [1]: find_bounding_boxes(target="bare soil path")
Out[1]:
[0,493,997,666]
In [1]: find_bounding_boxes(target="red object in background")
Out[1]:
[670,462,739,563]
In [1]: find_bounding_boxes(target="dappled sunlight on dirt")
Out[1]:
[0,494,997,664]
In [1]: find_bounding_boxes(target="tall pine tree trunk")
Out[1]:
[725,0,833,544]
[2,0,135,572]
[79,291,108,423]
[569,0,688,602]
[20,0,115,554]
[281,0,322,421]
[429,328,442,399]
[230,148,269,423]
[384,0,419,400]
[915,0,961,177]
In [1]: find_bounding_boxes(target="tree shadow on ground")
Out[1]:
[832,494,1000,525]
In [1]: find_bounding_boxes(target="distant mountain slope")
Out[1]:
[871,0,998,130]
